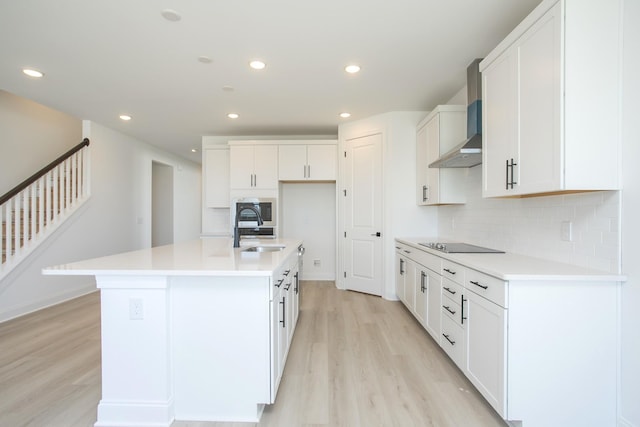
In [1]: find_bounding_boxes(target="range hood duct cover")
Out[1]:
[429,58,483,169]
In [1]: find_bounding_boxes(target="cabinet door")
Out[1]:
[307,145,337,181]
[517,4,561,194]
[424,116,440,204]
[278,145,307,180]
[425,269,441,341]
[229,146,255,189]
[270,286,281,401]
[204,148,230,208]
[403,259,416,311]
[415,269,427,325]
[465,291,507,417]
[253,145,278,189]
[482,49,518,197]
[416,125,429,205]
[395,252,406,301]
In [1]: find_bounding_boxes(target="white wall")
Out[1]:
[620,0,640,425]
[280,182,335,280]
[338,111,438,300]
[0,96,201,321]
[0,90,82,194]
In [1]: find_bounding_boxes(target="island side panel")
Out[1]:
[506,279,619,426]
[95,276,174,427]
[171,275,271,422]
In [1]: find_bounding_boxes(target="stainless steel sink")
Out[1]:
[243,245,285,253]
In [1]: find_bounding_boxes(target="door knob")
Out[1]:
[371,232,381,237]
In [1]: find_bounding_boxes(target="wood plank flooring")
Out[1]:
[0,282,507,427]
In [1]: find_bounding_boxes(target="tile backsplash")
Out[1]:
[437,166,621,273]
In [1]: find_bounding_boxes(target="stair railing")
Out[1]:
[1,138,90,277]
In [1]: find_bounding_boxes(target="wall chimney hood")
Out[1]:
[429,58,483,168]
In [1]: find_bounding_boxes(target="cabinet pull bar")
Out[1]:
[280,297,286,328]
[442,334,455,345]
[276,278,284,287]
[469,280,488,290]
[443,305,456,315]
[443,286,456,295]
[308,165,311,178]
[421,271,426,292]
[283,270,290,276]
[403,250,411,254]
[505,159,509,190]
[285,282,291,291]
[461,295,467,325]
[400,259,404,275]
[294,272,299,294]
[422,185,427,202]
[511,158,518,186]
[443,268,456,275]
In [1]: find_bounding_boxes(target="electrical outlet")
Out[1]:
[561,221,573,242]
[129,298,144,320]
[313,259,321,267]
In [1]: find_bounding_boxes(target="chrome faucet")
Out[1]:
[234,206,264,248]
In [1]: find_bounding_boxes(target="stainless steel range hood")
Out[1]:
[429,58,483,168]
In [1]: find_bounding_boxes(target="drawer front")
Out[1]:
[441,315,465,370]
[441,293,461,324]
[442,260,464,285]
[465,269,507,308]
[412,249,442,274]
[441,277,463,301]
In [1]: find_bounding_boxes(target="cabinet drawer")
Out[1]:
[441,293,462,324]
[412,249,442,274]
[441,277,463,300]
[441,315,465,369]
[465,269,507,308]
[442,260,464,285]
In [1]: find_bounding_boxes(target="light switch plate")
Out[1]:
[561,221,573,242]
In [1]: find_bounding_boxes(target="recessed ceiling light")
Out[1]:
[227,113,239,119]
[340,112,351,118]
[249,60,266,70]
[222,85,235,92]
[161,9,181,22]
[345,64,361,74]
[23,68,44,78]
[191,149,198,153]
[119,115,132,121]
[198,56,212,64]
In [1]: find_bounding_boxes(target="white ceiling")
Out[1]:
[0,0,541,163]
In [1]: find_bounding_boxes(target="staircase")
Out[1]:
[1,139,90,280]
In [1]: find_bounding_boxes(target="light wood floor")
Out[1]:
[0,282,507,427]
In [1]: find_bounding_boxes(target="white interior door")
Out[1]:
[343,133,383,296]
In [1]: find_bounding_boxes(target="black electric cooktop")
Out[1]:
[419,242,505,254]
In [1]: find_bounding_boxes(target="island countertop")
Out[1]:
[42,238,303,277]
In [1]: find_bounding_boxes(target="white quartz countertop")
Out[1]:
[397,237,626,282]
[43,238,303,277]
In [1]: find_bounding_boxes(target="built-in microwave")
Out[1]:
[232,197,277,228]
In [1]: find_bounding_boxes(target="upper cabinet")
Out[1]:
[481,0,622,197]
[416,106,467,205]
[203,147,230,208]
[278,141,337,181]
[229,143,279,190]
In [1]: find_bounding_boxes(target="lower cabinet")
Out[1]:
[270,253,300,401]
[465,289,507,417]
[394,239,621,426]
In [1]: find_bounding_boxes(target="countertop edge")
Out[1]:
[396,237,626,282]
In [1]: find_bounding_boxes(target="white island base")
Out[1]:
[44,238,302,427]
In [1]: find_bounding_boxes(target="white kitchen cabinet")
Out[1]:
[395,237,620,427]
[465,287,507,417]
[278,142,337,181]
[229,143,278,190]
[203,147,230,208]
[395,246,406,302]
[481,0,622,197]
[416,106,467,205]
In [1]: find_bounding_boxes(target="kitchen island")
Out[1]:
[43,238,303,427]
